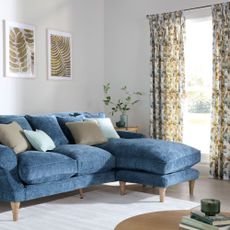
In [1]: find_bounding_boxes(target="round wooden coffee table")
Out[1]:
[114,210,229,230]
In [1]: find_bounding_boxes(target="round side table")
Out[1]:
[114,210,230,230]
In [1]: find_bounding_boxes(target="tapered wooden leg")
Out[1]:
[79,189,84,199]
[11,202,20,221]
[119,181,127,195]
[159,188,166,202]
[189,180,195,196]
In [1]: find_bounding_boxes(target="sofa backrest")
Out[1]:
[0,115,32,130]
[0,112,106,146]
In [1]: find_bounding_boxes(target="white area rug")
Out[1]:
[0,187,199,230]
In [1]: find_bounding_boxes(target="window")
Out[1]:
[183,12,213,158]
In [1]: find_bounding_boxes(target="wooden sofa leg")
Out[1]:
[79,189,84,199]
[159,188,166,202]
[189,180,195,196]
[119,181,127,195]
[11,202,20,221]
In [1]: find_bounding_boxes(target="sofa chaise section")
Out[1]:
[97,138,200,202]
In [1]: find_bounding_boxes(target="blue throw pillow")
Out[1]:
[25,115,68,146]
[0,115,32,130]
[24,130,56,152]
[85,118,120,139]
[56,115,84,143]
[73,112,105,118]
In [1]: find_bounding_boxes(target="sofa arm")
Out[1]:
[0,145,25,201]
[117,131,146,139]
[0,144,17,171]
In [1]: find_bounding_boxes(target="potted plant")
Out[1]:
[103,83,143,127]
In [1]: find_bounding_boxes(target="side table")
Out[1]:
[115,126,139,133]
[114,210,230,230]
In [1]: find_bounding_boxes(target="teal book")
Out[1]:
[191,211,230,226]
[181,216,218,230]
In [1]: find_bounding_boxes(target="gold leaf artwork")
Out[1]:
[50,35,71,77]
[9,27,34,74]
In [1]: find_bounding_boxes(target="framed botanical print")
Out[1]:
[47,29,72,80]
[4,20,35,78]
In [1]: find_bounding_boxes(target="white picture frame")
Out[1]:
[4,20,35,78]
[47,29,72,80]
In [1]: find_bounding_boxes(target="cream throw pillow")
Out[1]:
[0,121,31,153]
[66,120,107,145]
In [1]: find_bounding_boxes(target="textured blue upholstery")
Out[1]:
[0,145,17,170]
[73,112,105,118]
[0,115,32,130]
[25,115,68,146]
[0,168,25,201]
[116,131,146,139]
[56,115,84,143]
[25,171,115,201]
[50,112,76,117]
[53,145,115,175]
[116,168,199,188]
[97,138,201,175]
[0,111,201,206]
[18,151,77,184]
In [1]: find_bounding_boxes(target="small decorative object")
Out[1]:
[115,113,128,128]
[103,83,143,128]
[201,199,221,216]
[4,20,35,78]
[47,29,72,80]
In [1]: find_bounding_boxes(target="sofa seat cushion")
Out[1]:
[97,138,201,175]
[18,151,77,185]
[53,145,115,175]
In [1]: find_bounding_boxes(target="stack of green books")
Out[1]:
[179,211,230,230]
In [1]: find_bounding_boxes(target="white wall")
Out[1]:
[0,0,104,115]
[104,0,229,135]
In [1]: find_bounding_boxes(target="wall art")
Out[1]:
[4,20,35,78]
[47,29,72,80]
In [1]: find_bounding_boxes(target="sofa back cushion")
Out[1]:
[0,122,31,153]
[73,112,105,118]
[66,120,107,145]
[56,115,84,143]
[25,115,68,146]
[0,115,32,130]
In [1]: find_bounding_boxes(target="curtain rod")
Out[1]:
[146,4,212,18]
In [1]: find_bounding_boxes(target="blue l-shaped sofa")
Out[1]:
[0,112,200,221]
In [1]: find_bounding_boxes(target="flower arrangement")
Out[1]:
[103,83,143,127]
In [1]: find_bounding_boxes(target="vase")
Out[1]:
[201,199,220,216]
[118,113,128,128]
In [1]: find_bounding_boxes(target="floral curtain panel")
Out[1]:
[148,11,185,142]
[210,2,230,180]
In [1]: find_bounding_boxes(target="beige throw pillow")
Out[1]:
[0,121,31,154]
[66,121,107,145]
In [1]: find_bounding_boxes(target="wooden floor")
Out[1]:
[0,163,229,213]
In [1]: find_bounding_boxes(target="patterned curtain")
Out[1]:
[210,2,230,180]
[148,11,185,142]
